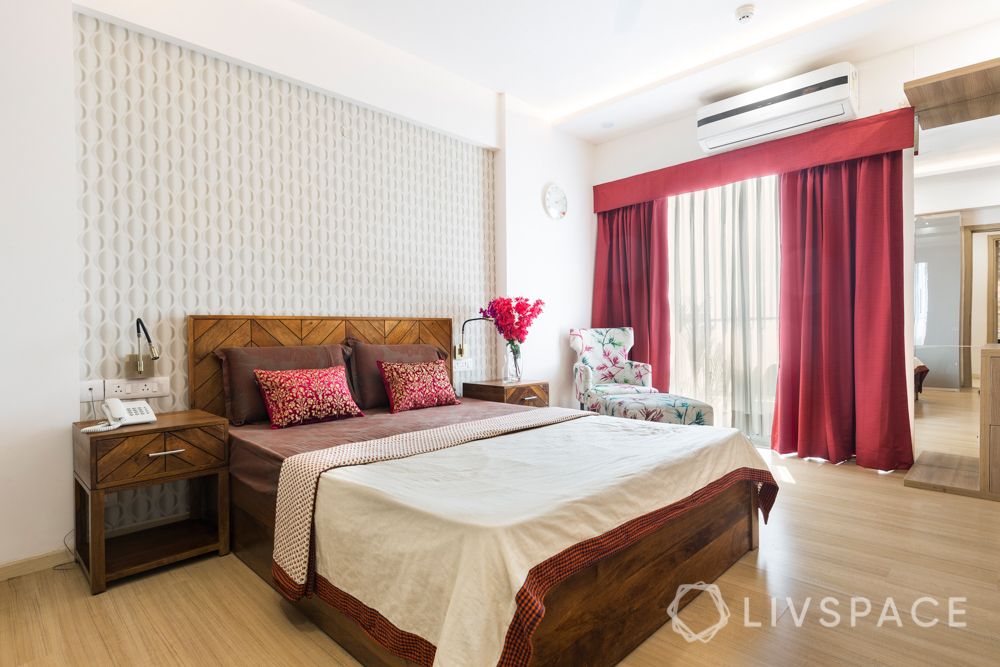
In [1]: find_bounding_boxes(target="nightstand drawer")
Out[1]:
[512,393,544,406]
[96,433,168,486]
[94,424,227,488]
[507,384,549,407]
[163,426,227,473]
[463,380,550,407]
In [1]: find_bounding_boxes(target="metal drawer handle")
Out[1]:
[148,448,186,458]
[521,395,538,401]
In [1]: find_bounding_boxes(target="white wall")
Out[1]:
[496,96,596,407]
[591,115,702,186]
[0,0,80,565]
[75,0,499,147]
[916,166,1000,214]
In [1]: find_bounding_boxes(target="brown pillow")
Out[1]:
[214,344,350,425]
[347,340,447,409]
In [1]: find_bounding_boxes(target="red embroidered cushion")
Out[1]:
[377,360,459,414]
[254,366,363,429]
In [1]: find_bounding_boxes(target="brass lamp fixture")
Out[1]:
[125,317,161,379]
[455,317,493,360]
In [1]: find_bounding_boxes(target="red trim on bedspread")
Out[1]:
[314,573,438,665]
[272,561,306,600]
[275,467,778,667]
[497,467,778,666]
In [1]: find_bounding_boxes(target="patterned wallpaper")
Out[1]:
[75,14,497,530]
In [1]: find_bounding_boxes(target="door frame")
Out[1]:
[988,234,1000,350]
[962,223,1000,386]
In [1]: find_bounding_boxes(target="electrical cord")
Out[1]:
[88,386,97,421]
[52,529,77,571]
[58,387,96,571]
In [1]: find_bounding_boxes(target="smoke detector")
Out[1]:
[735,4,755,23]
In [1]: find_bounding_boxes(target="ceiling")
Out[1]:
[915,115,1000,178]
[294,0,1000,143]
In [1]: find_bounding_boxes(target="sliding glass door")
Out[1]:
[668,176,780,443]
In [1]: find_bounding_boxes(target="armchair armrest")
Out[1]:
[573,362,596,406]
[621,360,654,388]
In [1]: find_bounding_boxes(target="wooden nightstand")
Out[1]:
[72,409,229,594]
[463,380,550,407]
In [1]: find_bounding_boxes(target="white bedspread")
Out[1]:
[313,415,771,666]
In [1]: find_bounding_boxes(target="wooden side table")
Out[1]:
[463,380,550,407]
[72,409,230,594]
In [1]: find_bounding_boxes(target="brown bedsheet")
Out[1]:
[230,399,531,507]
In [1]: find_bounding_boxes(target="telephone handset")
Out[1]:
[81,398,157,433]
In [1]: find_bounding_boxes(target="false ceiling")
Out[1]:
[294,0,1000,142]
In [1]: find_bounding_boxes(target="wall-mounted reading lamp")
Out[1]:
[455,317,493,360]
[126,317,161,378]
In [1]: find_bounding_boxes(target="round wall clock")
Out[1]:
[543,183,568,219]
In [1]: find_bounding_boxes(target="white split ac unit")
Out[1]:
[696,62,859,153]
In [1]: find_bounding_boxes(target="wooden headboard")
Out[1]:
[187,315,453,417]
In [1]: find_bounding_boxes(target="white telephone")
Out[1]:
[81,398,157,433]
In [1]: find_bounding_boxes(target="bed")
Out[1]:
[188,315,778,666]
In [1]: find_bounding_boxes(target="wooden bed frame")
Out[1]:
[188,314,760,667]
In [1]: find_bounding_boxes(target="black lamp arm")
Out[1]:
[136,318,153,345]
[135,317,161,361]
[456,317,494,359]
[462,316,493,337]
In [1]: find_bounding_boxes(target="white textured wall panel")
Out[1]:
[75,14,496,529]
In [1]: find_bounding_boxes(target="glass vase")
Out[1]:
[504,341,523,383]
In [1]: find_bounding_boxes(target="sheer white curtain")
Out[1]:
[668,175,780,443]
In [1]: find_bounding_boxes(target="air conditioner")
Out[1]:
[696,62,859,153]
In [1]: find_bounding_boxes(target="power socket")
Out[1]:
[104,376,171,399]
[79,379,106,403]
[453,358,473,372]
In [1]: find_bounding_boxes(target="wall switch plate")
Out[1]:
[453,358,473,371]
[105,376,171,399]
[80,379,106,403]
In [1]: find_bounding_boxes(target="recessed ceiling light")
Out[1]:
[601,121,615,129]
[735,4,756,24]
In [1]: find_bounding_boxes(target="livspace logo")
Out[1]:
[667,583,730,643]
[668,583,968,643]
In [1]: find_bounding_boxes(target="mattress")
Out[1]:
[229,398,531,505]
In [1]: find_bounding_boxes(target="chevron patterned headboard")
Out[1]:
[187,315,453,417]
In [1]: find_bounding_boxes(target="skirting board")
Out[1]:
[0,549,74,583]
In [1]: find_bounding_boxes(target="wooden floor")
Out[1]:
[913,387,980,458]
[3,397,998,666]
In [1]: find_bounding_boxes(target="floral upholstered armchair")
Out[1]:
[569,328,657,408]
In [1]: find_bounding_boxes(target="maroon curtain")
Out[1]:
[591,199,670,391]
[772,152,914,470]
